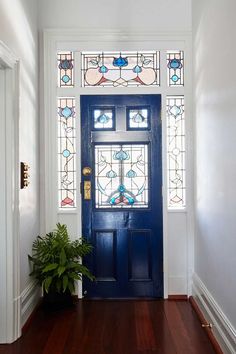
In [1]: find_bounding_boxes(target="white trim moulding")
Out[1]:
[192,273,236,354]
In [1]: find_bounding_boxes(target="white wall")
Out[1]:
[193,0,236,329]
[38,0,192,32]
[40,0,192,297]
[0,0,39,300]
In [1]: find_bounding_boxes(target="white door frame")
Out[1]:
[0,41,21,343]
[42,30,193,299]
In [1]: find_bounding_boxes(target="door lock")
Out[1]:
[84,181,91,200]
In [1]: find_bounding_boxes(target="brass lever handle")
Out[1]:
[84,181,91,200]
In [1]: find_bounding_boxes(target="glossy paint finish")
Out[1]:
[81,95,163,298]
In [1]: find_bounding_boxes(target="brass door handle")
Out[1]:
[84,181,91,200]
[82,167,92,176]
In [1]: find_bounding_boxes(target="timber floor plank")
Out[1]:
[0,300,216,354]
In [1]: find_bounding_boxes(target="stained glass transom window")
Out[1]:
[58,98,76,208]
[93,108,114,130]
[57,52,74,87]
[167,51,184,87]
[127,107,149,130]
[95,144,149,208]
[81,51,160,87]
[166,96,185,208]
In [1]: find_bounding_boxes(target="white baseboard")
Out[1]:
[21,280,41,327]
[192,273,236,354]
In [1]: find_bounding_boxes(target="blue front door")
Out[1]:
[81,95,163,298]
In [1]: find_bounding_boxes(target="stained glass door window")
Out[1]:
[95,144,149,208]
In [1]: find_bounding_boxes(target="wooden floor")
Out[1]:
[0,300,216,354]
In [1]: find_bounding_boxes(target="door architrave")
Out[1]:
[0,41,20,343]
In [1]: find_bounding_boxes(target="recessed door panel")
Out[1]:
[94,230,117,281]
[128,230,152,281]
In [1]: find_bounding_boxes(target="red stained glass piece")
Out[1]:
[61,197,74,206]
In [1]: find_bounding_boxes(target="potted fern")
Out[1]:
[28,223,94,308]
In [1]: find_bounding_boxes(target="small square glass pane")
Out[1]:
[93,109,114,130]
[128,108,149,129]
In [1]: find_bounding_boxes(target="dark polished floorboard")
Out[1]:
[0,300,216,354]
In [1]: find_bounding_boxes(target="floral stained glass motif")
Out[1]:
[127,107,149,130]
[57,52,74,87]
[58,98,76,208]
[167,51,184,87]
[95,144,149,208]
[93,108,114,130]
[166,96,185,208]
[81,51,160,87]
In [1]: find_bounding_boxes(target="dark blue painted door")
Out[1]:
[81,95,163,298]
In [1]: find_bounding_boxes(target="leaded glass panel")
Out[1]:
[95,144,149,208]
[93,108,114,130]
[166,96,185,208]
[167,51,184,87]
[127,107,149,130]
[58,98,76,208]
[81,51,160,87]
[57,52,74,87]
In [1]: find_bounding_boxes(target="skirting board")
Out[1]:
[21,280,41,328]
[192,273,236,354]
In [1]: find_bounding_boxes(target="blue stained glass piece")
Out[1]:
[62,106,72,118]
[171,74,179,82]
[124,194,135,204]
[62,75,70,83]
[106,170,117,178]
[118,184,126,193]
[60,59,72,70]
[126,169,137,178]
[97,114,109,124]
[133,65,142,74]
[113,56,128,67]
[169,59,182,69]
[113,150,129,161]
[110,197,116,205]
[133,113,145,123]
[169,105,181,117]
[62,149,70,158]
[99,65,108,73]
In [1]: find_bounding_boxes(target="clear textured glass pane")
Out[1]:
[167,51,184,87]
[58,97,76,208]
[128,108,149,129]
[93,108,114,130]
[81,51,160,87]
[57,52,74,87]
[95,144,149,208]
[166,96,185,208]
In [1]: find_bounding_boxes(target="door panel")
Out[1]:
[81,95,163,298]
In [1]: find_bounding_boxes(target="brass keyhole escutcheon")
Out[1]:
[82,167,92,176]
[84,181,91,200]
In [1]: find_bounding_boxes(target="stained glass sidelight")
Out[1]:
[166,96,185,208]
[127,107,149,130]
[58,98,76,208]
[95,144,149,208]
[81,51,160,87]
[167,51,184,87]
[93,108,114,130]
[57,52,74,87]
